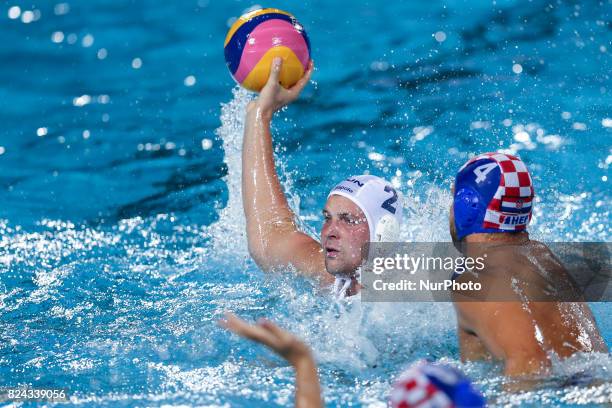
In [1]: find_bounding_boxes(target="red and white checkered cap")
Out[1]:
[389,360,485,408]
[389,363,453,408]
[460,152,534,231]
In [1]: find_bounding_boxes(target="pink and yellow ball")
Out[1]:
[224,8,311,93]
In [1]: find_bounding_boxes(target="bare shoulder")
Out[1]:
[272,231,332,284]
[525,239,554,254]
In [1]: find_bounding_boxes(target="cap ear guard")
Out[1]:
[453,187,484,239]
[374,213,400,242]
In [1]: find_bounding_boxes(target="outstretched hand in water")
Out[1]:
[219,312,323,408]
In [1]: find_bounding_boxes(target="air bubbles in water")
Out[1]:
[21,10,36,23]
[7,6,20,19]
[201,139,212,150]
[73,95,91,107]
[184,75,196,87]
[51,31,64,43]
[54,3,70,16]
[81,34,94,48]
[434,31,447,42]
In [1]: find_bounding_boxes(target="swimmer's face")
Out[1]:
[321,195,370,276]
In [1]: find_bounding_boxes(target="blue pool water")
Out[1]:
[0,0,610,406]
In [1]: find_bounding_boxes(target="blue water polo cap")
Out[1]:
[453,152,534,240]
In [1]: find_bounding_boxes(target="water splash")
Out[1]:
[209,86,253,260]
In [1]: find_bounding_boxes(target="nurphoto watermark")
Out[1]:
[361,242,611,302]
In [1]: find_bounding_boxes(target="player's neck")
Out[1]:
[464,231,529,244]
[459,232,529,256]
[348,278,361,296]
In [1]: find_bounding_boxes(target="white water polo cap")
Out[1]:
[328,175,403,242]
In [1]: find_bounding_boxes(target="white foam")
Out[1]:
[208,87,252,259]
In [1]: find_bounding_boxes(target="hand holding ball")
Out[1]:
[224,8,311,92]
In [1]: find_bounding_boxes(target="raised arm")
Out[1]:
[242,58,329,281]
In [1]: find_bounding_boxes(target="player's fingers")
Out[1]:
[267,57,282,85]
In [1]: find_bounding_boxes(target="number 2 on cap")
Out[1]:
[382,186,398,214]
[473,163,497,183]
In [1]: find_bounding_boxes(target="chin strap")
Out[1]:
[331,268,361,300]
[332,275,353,300]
